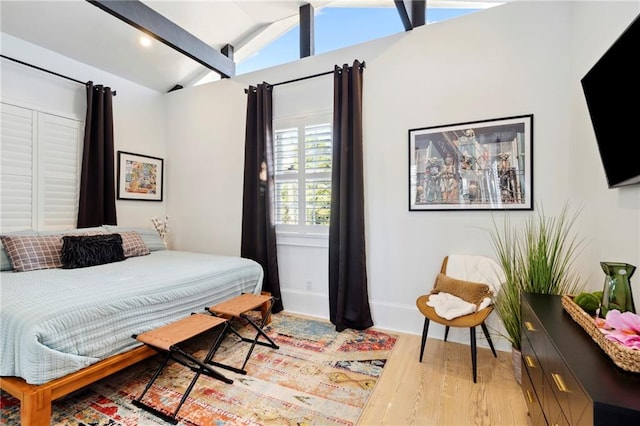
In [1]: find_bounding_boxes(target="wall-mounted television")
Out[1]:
[581,13,640,188]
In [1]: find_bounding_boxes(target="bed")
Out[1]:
[0,227,263,426]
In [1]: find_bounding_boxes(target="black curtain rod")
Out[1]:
[244,61,366,93]
[1,54,117,96]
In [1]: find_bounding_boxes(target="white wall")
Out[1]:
[0,33,167,228]
[164,1,640,352]
[567,2,640,291]
[163,79,247,254]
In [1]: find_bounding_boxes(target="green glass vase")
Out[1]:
[599,262,636,317]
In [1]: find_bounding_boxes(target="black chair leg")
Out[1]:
[470,327,477,383]
[481,322,497,357]
[419,318,430,362]
[444,326,450,342]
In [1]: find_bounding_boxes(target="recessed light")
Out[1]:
[139,36,152,47]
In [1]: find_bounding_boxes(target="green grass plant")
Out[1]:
[489,203,586,350]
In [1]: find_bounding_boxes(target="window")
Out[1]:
[274,114,332,236]
[0,102,83,232]
[236,7,484,75]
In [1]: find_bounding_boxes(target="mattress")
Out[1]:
[0,250,263,385]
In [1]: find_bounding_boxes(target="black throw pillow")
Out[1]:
[61,234,125,269]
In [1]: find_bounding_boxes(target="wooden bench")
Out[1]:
[131,313,231,424]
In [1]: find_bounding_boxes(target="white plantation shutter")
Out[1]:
[0,104,35,231]
[39,113,82,229]
[303,123,331,226]
[274,127,299,225]
[274,127,299,175]
[0,102,82,232]
[274,114,332,233]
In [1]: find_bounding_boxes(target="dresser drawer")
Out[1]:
[547,396,570,426]
[546,352,590,425]
[541,374,564,426]
[522,333,544,400]
[522,302,555,383]
[521,362,546,426]
[522,301,543,349]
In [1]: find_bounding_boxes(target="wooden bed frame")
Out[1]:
[0,345,156,426]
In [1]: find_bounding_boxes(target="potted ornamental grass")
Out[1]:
[488,203,586,382]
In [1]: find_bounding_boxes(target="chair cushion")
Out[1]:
[432,273,492,305]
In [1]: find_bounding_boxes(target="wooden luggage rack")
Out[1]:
[205,293,279,375]
[131,313,232,424]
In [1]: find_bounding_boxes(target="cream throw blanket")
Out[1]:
[426,255,504,320]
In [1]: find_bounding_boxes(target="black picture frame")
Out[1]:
[117,151,164,201]
[408,114,533,211]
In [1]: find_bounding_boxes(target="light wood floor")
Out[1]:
[358,330,531,426]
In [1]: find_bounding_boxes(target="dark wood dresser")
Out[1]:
[520,293,640,426]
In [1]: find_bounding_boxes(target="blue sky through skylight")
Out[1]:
[237,7,480,75]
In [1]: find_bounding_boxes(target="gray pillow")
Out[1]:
[102,225,166,252]
[1,230,38,271]
[37,226,107,236]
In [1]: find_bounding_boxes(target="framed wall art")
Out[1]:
[408,114,533,211]
[117,151,164,201]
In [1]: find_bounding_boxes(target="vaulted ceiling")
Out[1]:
[0,0,503,93]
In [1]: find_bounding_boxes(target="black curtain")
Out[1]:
[241,83,283,313]
[77,82,117,228]
[329,60,373,331]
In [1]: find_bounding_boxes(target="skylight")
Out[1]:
[235,6,482,76]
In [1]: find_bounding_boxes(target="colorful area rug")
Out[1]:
[1,312,397,425]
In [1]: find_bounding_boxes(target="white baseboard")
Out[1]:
[280,289,512,353]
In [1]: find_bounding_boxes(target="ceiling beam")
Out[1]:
[394,0,426,31]
[300,3,315,58]
[87,0,235,78]
[395,0,412,31]
[411,0,426,27]
[221,44,234,61]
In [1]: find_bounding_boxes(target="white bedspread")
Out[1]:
[0,250,263,384]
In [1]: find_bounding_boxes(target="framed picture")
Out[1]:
[409,114,533,211]
[117,151,164,201]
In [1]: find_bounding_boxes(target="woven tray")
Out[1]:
[561,295,640,373]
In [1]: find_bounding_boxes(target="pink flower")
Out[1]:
[601,310,640,350]
[605,310,640,333]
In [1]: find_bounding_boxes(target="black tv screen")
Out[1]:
[581,13,640,188]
